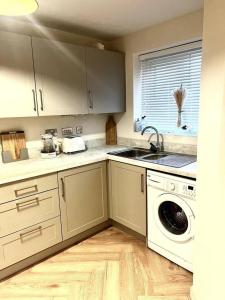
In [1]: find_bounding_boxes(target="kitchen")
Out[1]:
[0,1,224,300]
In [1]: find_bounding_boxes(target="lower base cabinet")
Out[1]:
[109,161,146,235]
[58,162,108,240]
[0,217,62,270]
[0,162,109,274]
[0,160,146,276]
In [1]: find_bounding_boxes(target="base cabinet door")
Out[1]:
[58,162,108,240]
[109,161,146,235]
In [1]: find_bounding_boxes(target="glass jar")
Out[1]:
[41,134,56,153]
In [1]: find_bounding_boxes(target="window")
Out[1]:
[137,41,202,136]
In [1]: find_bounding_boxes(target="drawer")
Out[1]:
[0,189,60,237]
[0,173,58,204]
[0,217,62,270]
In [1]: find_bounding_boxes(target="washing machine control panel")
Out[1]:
[165,181,196,199]
[147,171,196,199]
[182,184,196,198]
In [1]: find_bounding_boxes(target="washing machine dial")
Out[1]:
[168,182,176,192]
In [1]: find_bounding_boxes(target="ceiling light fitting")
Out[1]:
[0,0,38,16]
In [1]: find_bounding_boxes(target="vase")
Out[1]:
[177,110,182,127]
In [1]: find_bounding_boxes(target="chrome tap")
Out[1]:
[148,133,164,152]
[141,126,161,152]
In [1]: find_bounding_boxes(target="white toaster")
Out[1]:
[62,136,86,154]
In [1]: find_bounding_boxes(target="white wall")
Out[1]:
[193,1,225,299]
[0,18,107,142]
[108,10,203,146]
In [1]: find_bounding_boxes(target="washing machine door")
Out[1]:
[153,193,194,242]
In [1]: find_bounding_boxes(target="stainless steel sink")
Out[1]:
[140,153,168,160]
[107,148,196,168]
[108,148,152,158]
[108,148,168,160]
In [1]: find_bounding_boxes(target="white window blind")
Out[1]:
[139,42,202,135]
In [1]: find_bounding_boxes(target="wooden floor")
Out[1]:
[0,227,192,300]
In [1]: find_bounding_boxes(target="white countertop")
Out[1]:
[0,146,197,185]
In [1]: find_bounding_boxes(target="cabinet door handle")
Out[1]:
[32,89,37,111]
[88,89,93,109]
[61,178,65,200]
[20,226,42,240]
[16,197,39,211]
[39,89,44,111]
[141,174,144,193]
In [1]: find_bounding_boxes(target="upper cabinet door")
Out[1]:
[32,38,88,116]
[86,48,125,114]
[0,32,37,118]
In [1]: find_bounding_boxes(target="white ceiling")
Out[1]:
[20,0,203,40]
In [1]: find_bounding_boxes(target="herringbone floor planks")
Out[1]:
[0,227,192,300]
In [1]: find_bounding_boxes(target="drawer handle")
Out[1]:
[20,226,42,240]
[141,174,144,193]
[16,197,39,211]
[15,185,38,197]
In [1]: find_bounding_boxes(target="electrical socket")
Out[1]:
[45,128,58,137]
[75,125,83,134]
[62,127,73,136]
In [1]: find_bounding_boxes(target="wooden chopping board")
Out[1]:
[106,115,117,145]
[14,132,26,159]
[1,131,26,161]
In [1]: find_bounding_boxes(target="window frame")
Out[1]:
[133,40,202,137]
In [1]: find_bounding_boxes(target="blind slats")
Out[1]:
[140,45,202,135]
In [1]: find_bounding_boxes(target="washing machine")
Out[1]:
[147,170,196,272]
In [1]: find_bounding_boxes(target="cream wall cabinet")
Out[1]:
[32,38,88,116]
[58,162,108,240]
[0,31,37,118]
[86,47,125,113]
[109,161,146,235]
[0,31,125,118]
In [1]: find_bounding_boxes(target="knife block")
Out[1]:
[2,148,29,163]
